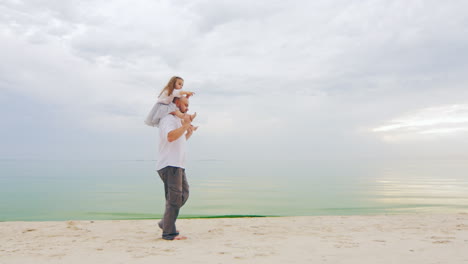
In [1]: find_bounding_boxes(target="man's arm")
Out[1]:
[167,122,190,142]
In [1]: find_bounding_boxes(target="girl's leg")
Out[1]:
[171,110,185,119]
[171,110,196,123]
[171,110,192,124]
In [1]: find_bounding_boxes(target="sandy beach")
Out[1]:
[1,213,467,264]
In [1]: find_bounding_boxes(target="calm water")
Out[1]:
[1,159,468,221]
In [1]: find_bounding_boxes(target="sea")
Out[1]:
[1,159,468,221]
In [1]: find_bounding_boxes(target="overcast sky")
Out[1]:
[1,0,468,161]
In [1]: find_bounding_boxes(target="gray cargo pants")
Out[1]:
[157,166,189,240]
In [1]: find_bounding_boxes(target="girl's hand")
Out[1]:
[185,91,195,98]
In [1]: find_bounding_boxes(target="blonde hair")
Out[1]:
[159,76,183,97]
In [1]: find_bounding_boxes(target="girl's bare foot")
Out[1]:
[190,112,197,121]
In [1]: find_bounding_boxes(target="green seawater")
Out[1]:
[1,159,468,221]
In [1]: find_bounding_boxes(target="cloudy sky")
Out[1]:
[1,0,468,161]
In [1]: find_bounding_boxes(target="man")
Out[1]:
[156,96,196,240]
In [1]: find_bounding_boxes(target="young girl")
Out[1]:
[145,76,197,127]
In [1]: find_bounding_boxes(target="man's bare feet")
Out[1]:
[173,235,187,240]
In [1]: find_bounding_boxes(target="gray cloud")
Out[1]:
[1,0,468,160]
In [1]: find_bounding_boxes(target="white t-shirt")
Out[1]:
[157,90,182,104]
[156,114,187,170]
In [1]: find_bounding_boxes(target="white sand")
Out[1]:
[1,213,468,264]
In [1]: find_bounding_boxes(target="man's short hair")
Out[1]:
[173,96,188,104]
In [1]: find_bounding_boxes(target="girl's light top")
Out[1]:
[158,90,182,104]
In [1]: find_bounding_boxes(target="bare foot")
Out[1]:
[190,112,197,121]
[173,235,188,240]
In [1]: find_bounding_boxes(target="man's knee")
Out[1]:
[168,190,183,208]
[181,191,189,207]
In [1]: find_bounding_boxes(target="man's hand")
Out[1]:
[186,125,197,140]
